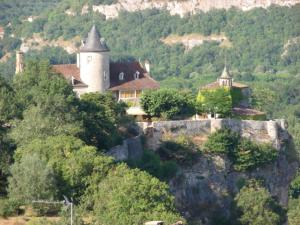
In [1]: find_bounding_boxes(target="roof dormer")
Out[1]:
[119,72,124,80]
[134,71,140,79]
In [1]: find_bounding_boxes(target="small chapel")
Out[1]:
[200,66,266,119]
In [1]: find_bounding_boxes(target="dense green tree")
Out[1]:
[14,135,115,201]
[8,153,57,203]
[11,60,82,146]
[88,163,184,225]
[235,180,286,225]
[141,89,196,119]
[79,92,125,150]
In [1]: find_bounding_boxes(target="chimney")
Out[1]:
[15,51,24,74]
[144,60,150,74]
[76,53,80,68]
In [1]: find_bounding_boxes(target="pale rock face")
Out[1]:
[92,0,300,19]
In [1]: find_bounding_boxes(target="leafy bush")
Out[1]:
[235,180,286,225]
[204,129,278,171]
[204,129,239,155]
[289,172,300,199]
[288,198,300,225]
[0,198,21,217]
[129,150,178,181]
[233,139,278,171]
[141,89,196,119]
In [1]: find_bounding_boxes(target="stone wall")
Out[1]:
[107,135,143,161]
[137,118,287,150]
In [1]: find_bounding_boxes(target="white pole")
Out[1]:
[70,202,73,225]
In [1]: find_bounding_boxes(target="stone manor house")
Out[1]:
[16,25,159,115]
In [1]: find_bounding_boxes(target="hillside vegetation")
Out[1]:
[0,1,299,224]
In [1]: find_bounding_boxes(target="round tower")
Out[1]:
[79,25,110,93]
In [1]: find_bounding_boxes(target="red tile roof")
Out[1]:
[52,64,87,87]
[0,26,4,33]
[53,62,160,91]
[109,61,160,91]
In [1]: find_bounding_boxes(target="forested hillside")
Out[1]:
[0,1,300,224]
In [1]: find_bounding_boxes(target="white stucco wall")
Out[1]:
[79,51,110,93]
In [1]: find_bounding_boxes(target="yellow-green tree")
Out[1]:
[196,87,232,117]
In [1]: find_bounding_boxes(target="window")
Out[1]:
[120,90,135,99]
[134,71,140,79]
[119,72,124,80]
[87,56,92,63]
[104,71,107,80]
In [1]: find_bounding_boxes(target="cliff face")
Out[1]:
[138,119,299,224]
[91,0,300,19]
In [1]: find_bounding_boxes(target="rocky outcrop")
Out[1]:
[92,0,300,19]
[138,119,298,224]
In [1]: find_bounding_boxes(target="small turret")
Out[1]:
[218,66,232,87]
[15,50,24,74]
[79,25,110,93]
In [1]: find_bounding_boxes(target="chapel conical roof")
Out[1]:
[220,65,231,78]
[80,25,109,52]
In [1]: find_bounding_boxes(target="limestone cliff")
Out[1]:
[138,119,299,224]
[91,0,300,19]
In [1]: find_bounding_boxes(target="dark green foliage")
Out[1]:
[230,87,244,107]
[158,135,199,165]
[204,129,239,155]
[11,60,82,146]
[289,172,300,199]
[204,129,278,171]
[141,89,196,119]
[0,76,19,122]
[235,180,286,225]
[79,92,125,150]
[14,135,115,201]
[88,163,184,225]
[233,139,278,171]
[129,150,178,181]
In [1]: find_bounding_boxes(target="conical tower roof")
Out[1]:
[80,25,109,52]
[220,65,231,79]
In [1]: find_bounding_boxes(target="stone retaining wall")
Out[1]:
[137,119,287,150]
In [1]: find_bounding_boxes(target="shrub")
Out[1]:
[289,172,300,199]
[233,139,278,171]
[0,198,22,217]
[129,150,178,181]
[235,180,286,225]
[204,129,279,171]
[204,129,240,155]
[288,198,300,225]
